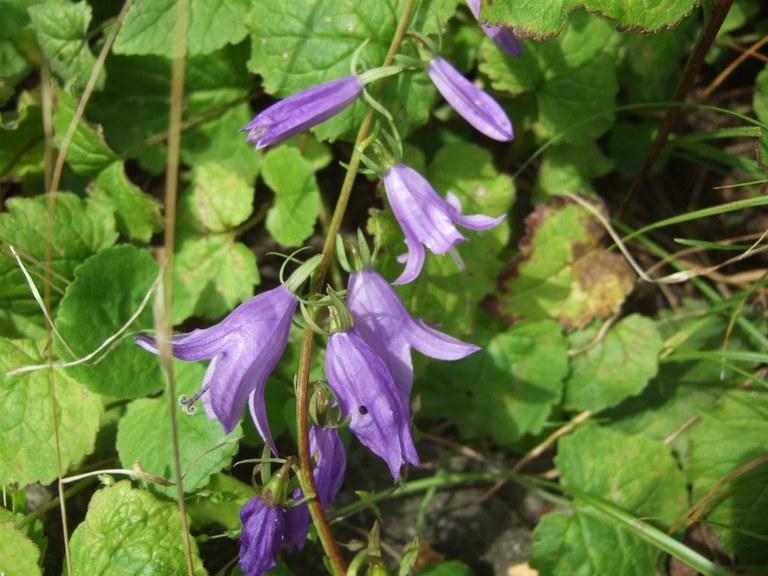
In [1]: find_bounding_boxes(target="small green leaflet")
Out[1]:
[54,244,164,399]
[27,1,101,90]
[114,0,251,57]
[262,146,320,247]
[0,338,101,486]
[69,482,208,576]
[564,314,663,412]
[0,521,42,576]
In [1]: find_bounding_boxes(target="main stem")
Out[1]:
[294,1,417,573]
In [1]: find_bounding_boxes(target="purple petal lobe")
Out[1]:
[348,268,481,398]
[242,76,362,149]
[326,331,418,478]
[310,426,346,506]
[383,164,504,283]
[466,0,522,57]
[135,285,298,436]
[426,56,513,141]
[239,497,284,576]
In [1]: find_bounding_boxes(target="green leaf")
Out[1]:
[114,0,251,57]
[186,473,251,531]
[482,0,700,39]
[89,43,252,173]
[535,142,614,199]
[480,11,621,144]
[187,162,254,233]
[531,425,688,575]
[54,244,164,399]
[247,0,457,142]
[687,390,768,565]
[0,39,33,106]
[601,303,751,454]
[27,1,101,90]
[0,92,45,176]
[487,200,634,331]
[90,162,163,242]
[0,338,102,485]
[69,481,207,576]
[261,146,320,247]
[564,315,663,412]
[0,521,42,576]
[422,321,568,444]
[754,65,768,124]
[117,361,241,497]
[0,193,118,317]
[372,143,514,336]
[52,86,115,176]
[173,235,259,322]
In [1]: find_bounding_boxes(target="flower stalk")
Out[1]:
[293,0,419,573]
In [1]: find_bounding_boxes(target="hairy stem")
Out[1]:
[294,1,418,573]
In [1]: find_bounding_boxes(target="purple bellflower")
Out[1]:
[326,330,419,479]
[426,56,513,141]
[348,268,480,401]
[466,0,523,57]
[382,163,505,284]
[135,285,298,441]
[239,427,346,576]
[242,75,363,149]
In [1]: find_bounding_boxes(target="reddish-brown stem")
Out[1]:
[293,1,418,574]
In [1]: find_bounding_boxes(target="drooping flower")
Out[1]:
[239,497,284,576]
[326,330,419,479]
[239,427,346,576]
[348,268,480,400]
[382,163,505,284]
[135,285,298,440]
[242,76,363,149]
[466,0,522,57]
[426,56,513,141]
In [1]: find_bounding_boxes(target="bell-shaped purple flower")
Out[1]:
[241,76,363,149]
[135,285,298,440]
[466,0,522,57]
[240,497,284,576]
[348,268,480,400]
[326,330,419,479]
[239,426,346,575]
[382,163,505,284]
[426,56,513,141]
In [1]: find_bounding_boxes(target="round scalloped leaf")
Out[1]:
[0,521,42,576]
[54,244,163,398]
[564,314,663,412]
[0,338,102,486]
[531,425,688,575]
[69,481,207,575]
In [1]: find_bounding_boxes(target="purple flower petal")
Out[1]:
[466,0,523,57]
[310,426,346,507]
[239,497,284,576]
[135,285,298,437]
[348,268,480,399]
[426,56,513,141]
[326,331,419,478]
[242,76,363,149]
[382,163,505,284]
